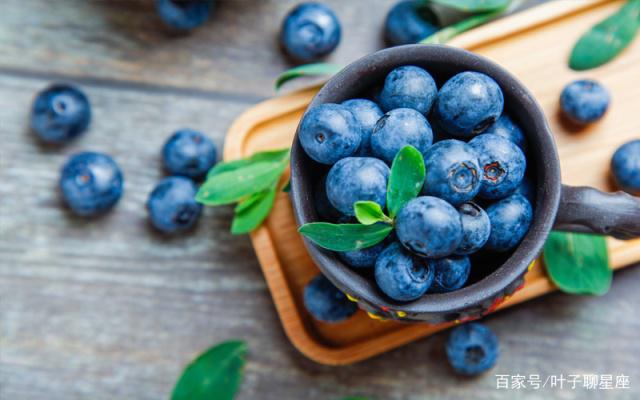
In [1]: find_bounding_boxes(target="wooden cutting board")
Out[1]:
[223,0,640,365]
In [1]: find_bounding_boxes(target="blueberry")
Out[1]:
[374,242,434,302]
[513,176,535,205]
[326,157,389,216]
[371,108,433,164]
[162,129,217,179]
[611,140,640,194]
[31,84,91,144]
[314,175,343,221]
[469,134,526,200]
[280,2,341,63]
[485,194,532,252]
[560,79,610,125]
[434,71,504,138]
[428,255,471,293]
[455,202,491,255]
[147,176,202,234]
[59,152,123,216]
[303,274,357,322]
[483,114,527,153]
[423,139,481,205]
[379,66,438,114]
[396,196,463,258]
[155,0,214,31]
[339,241,386,269]
[299,103,362,165]
[384,0,438,46]
[446,323,499,375]
[341,99,384,156]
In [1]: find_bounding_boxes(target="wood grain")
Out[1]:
[1,0,639,399]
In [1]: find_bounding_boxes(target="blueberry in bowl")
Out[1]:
[290,45,640,323]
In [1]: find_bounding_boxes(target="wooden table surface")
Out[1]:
[0,1,638,399]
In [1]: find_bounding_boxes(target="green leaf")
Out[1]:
[420,8,505,44]
[427,0,509,12]
[543,232,612,296]
[197,159,287,206]
[171,340,247,400]
[275,63,343,90]
[298,222,392,252]
[207,148,290,179]
[231,184,278,234]
[386,146,425,218]
[569,0,640,71]
[354,201,391,225]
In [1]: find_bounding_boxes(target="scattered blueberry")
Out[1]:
[513,176,535,205]
[611,139,640,194]
[326,157,390,216]
[280,2,341,63]
[342,99,384,156]
[374,242,434,301]
[379,65,438,114]
[446,323,499,375]
[470,134,526,200]
[395,196,463,258]
[560,79,610,125]
[31,84,91,144]
[339,241,387,269]
[485,194,532,252]
[147,176,202,234]
[483,114,527,153]
[162,129,217,179]
[455,202,491,255]
[384,0,438,46]
[423,139,481,205]
[59,152,123,216]
[155,0,215,31]
[434,71,504,138]
[371,108,433,164]
[428,255,471,293]
[298,103,362,165]
[303,274,357,322]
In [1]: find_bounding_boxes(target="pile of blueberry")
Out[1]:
[31,83,217,234]
[299,65,534,303]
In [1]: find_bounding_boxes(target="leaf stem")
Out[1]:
[419,8,504,44]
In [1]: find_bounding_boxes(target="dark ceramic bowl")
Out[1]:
[290,45,640,323]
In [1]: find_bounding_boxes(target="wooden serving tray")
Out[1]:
[224,0,640,365]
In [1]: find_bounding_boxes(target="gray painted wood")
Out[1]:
[0,1,638,399]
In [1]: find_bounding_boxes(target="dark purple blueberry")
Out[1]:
[31,84,91,144]
[280,2,341,63]
[326,157,389,216]
[303,274,357,322]
[469,134,526,200]
[374,242,434,301]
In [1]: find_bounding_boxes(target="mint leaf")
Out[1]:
[354,201,391,225]
[299,223,392,252]
[207,148,289,179]
[387,145,425,218]
[275,63,343,90]
[171,340,247,400]
[569,0,640,71]
[427,0,509,12]
[543,232,611,295]
[197,160,287,206]
[231,185,278,234]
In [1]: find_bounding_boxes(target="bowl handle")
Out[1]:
[554,185,640,240]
